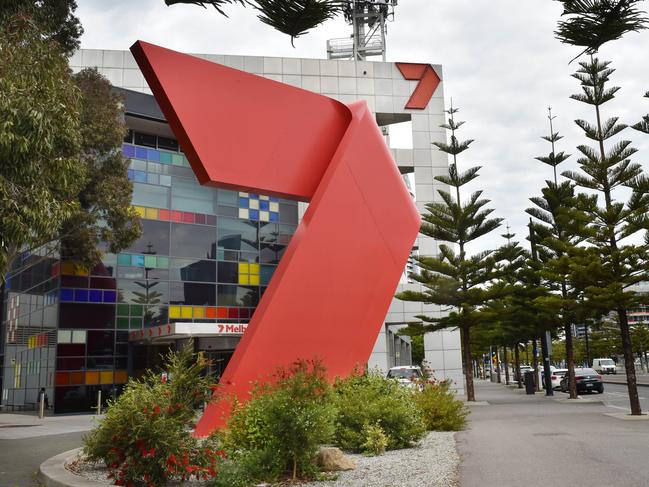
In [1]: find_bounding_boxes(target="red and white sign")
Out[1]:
[129,322,249,342]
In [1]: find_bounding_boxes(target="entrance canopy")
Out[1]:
[129,322,248,344]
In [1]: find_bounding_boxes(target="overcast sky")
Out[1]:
[77,0,649,253]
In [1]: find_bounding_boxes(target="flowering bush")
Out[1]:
[83,344,222,486]
[332,371,426,452]
[216,359,337,484]
[413,379,468,431]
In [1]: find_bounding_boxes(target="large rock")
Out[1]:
[316,447,356,471]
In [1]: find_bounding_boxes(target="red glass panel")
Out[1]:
[55,372,70,386]
[216,307,228,319]
[171,210,183,222]
[182,212,194,223]
[205,307,217,318]
[195,213,206,225]
[228,308,238,318]
[159,209,170,221]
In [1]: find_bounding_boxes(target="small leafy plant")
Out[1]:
[414,379,468,431]
[361,423,388,456]
[83,344,221,486]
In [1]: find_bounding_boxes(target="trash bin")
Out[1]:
[524,371,535,395]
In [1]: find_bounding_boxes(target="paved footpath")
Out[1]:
[458,381,649,487]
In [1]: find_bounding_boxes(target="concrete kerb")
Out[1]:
[603,412,649,421]
[38,447,104,487]
[554,397,605,405]
[464,401,490,406]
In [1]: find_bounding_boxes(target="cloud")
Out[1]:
[76,0,649,253]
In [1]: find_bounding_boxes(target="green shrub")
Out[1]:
[414,380,468,431]
[222,359,337,481]
[332,372,425,452]
[83,344,221,486]
[361,423,388,456]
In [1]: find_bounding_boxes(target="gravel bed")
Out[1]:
[300,431,459,487]
[69,431,459,487]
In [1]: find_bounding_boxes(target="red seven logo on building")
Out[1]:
[131,41,420,436]
[395,63,441,110]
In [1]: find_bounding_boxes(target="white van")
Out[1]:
[592,358,616,374]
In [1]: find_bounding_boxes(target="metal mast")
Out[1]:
[327,0,398,61]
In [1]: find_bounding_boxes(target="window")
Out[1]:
[125,221,171,258]
[279,203,298,224]
[259,222,278,244]
[218,189,238,206]
[87,331,114,356]
[217,262,238,283]
[170,223,217,259]
[170,282,216,306]
[171,177,216,214]
[132,183,169,208]
[59,303,115,329]
[217,218,258,252]
[158,136,179,151]
[260,243,286,264]
[117,279,169,305]
[134,132,157,148]
[170,259,216,282]
[217,285,259,307]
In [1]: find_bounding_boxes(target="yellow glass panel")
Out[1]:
[249,199,259,210]
[61,262,75,275]
[169,306,181,319]
[239,262,249,274]
[85,371,100,385]
[145,207,158,220]
[181,306,192,319]
[193,307,205,318]
[269,202,279,212]
[74,265,89,276]
[133,206,146,218]
[259,211,269,222]
[239,274,249,285]
[114,370,128,384]
[259,195,269,201]
[249,263,260,275]
[238,208,249,219]
[249,274,260,285]
[100,371,114,384]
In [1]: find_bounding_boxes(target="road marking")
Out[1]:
[606,404,631,412]
[605,392,646,399]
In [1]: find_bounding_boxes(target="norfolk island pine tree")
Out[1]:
[396,104,502,402]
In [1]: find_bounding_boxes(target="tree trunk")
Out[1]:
[515,344,522,388]
[504,346,510,385]
[618,307,642,415]
[462,326,475,401]
[565,323,577,399]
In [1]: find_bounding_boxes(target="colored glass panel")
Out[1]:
[147,149,160,161]
[159,209,170,221]
[181,306,192,319]
[134,171,147,183]
[193,306,205,318]
[249,274,259,285]
[85,371,100,385]
[249,199,259,210]
[160,151,172,164]
[260,200,269,210]
[61,262,75,275]
[157,256,169,268]
[131,304,144,316]
[132,255,145,267]
[217,307,228,318]
[145,207,158,220]
[89,290,102,303]
[171,210,182,222]
[195,213,206,224]
[130,317,143,328]
[171,153,183,165]
[100,371,114,384]
[144,255,156,268]
[239,274,249,285]
[103,290,117,303]
[205,307,217,318]
[122,144,136,157]
[228,308,238,318]
[133,206,146,218]
[169,306,181,319]
[69,372,85,385]
[60,289,74,302]
[135,147,147,159]
[116,304,129,316]
[117,317,130,329]
[55,372,69,385]
[115,370,128,384]
[118,254,131,266]
[249,209,259,221]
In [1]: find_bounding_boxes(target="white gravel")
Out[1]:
[301,431,460,487]
[69,431,459,487]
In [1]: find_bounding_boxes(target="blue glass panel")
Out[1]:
[269,212,278,222]
[249,209,259,221]
[259,200,269,210]
[269,196,279,202]
[147,173,160,185]
[89,289,102,303]
[127,169,134,180]
[132,255,145,267]
[135,146,147,159]
[74,289,89,302]
[103,290,117,303]
[133,171,147,183]
[249,194,259,200]
[239,197,249,209]
[147,149,160,161]
[60,288,74,302]
[122,144,135,158]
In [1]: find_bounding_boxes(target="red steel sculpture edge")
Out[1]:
[131,41,421,436]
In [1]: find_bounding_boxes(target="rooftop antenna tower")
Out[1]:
[327,0,398,61]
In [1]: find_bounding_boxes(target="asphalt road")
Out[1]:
[459,381,649,487]
[0,431,85,487]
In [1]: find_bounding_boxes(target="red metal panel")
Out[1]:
[395,62,441,110]
[130,41,421,436]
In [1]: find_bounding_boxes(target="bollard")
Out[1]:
[39,391,45,419]
[96,390,102,415]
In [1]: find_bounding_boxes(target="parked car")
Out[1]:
[387,366,422,388]
[560,368,603,394]
[592,358,617,375]
[550,368,568,390]
[517,365,533,382]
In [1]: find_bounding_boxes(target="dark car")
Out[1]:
[559,368,603,394]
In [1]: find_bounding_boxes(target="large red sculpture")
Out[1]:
[131,41,421,436]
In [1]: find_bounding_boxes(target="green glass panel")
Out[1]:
[130,304,143,316]
[159,151,172,164]
[144,255,156,268]
[182,155,190,167]
[171,154,183,166]
[130,317,143,329]
[117,317,130,329]
[117,254,131,266]
[157,256,169,268]
[116,304,130,316]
